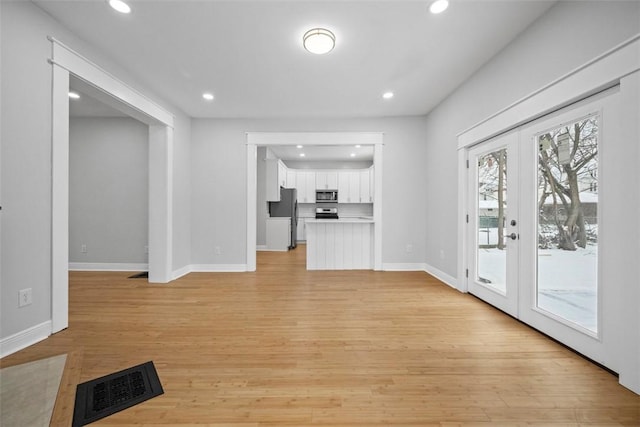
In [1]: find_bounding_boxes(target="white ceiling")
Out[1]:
[35,0,555,119]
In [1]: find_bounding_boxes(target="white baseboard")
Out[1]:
[423,263,458,289]
[171,264,191,280]
[189,264,248,273]
[382,263,428,271]
[381,262,458,290]
[256,245,268,251]
[69,262,148,271]
[1,321,52,358]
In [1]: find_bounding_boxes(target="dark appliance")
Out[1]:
[315,207,338,219]
[316,190,338,203]
[269,187,298,249]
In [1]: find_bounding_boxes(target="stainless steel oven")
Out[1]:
[316,190,338,203]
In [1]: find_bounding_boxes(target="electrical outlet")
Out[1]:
[214,246,222,255]
[81,244,87,253]
[405,244,413,253]
[19,288,32,307]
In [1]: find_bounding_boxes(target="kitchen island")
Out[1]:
[305,217,374,270]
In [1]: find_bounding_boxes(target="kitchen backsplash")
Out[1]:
[298,203,373,218]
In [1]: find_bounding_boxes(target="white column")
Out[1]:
[148,125,173,283]
[51,65,69,333]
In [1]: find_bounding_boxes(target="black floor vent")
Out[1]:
[72,361,163,426]
[128,272,149,279]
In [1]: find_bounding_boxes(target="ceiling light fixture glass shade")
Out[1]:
[429,0,449,14]
[303,28,336,55]
[109,0,131,14]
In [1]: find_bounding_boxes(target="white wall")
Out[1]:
[0,1,191,341]
[423,0,640,279]
[190,117,428,267]
[69,117,148,264]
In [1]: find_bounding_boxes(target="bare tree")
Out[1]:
[538,116,598,250]
[477,149,507,249]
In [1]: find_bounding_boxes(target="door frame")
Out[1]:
[50,37,175,333]
[245,132,384,271]
[457,34,640,394]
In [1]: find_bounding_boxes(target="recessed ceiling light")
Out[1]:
[109,0,131,14]
[300,153,306,157]
[296,145,303,149]
[382,92,394,99]
[68,92,80,99]
[303,28,336,55]
[355,145,361,148]
[202,93,214,101]
[350,153,356,157]
[429,0,449,14]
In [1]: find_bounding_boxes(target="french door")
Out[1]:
[467,88,620,370]
[468,131,519,318]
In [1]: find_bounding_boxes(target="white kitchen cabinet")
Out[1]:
[338,171,360,203]
[296,171,316,203]
[266,217,291,251]
[359,169,372,203]
[316,171,338,190]
[266,159,287,201]
[286,169,297,188]
[278,161,287,187]
[369,166,375,203]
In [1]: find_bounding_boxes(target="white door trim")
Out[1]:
[246,132,384,271]
[50,38,175,334]
[457,34,640,149]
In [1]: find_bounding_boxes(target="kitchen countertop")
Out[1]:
[305,217,374,224]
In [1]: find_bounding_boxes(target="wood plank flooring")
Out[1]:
[2,247,639,425]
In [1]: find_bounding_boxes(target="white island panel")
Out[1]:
[306,219,374,270]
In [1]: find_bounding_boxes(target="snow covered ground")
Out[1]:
[477,245,597,332]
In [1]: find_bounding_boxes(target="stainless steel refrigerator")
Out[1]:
[268,188,298,249]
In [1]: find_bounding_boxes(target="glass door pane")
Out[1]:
[536,114,599,333]
[477,149,508,294]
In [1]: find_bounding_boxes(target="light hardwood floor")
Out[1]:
[2,247,639,426]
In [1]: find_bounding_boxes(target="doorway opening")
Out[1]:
[68,75,150,273]
[246,132,384,272]
[50,37,174,333]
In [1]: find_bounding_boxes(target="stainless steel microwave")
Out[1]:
[316,190,338,203]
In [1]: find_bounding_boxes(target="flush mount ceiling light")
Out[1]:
[303,28,336,55]
[382,91,394,99]
[202,92,214,101]
[68,92,80,99]
[429,0,449,14]
[109,0,131,14]
[300,153,306,157]
[350,153,356,158]
[296,145,303,149]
